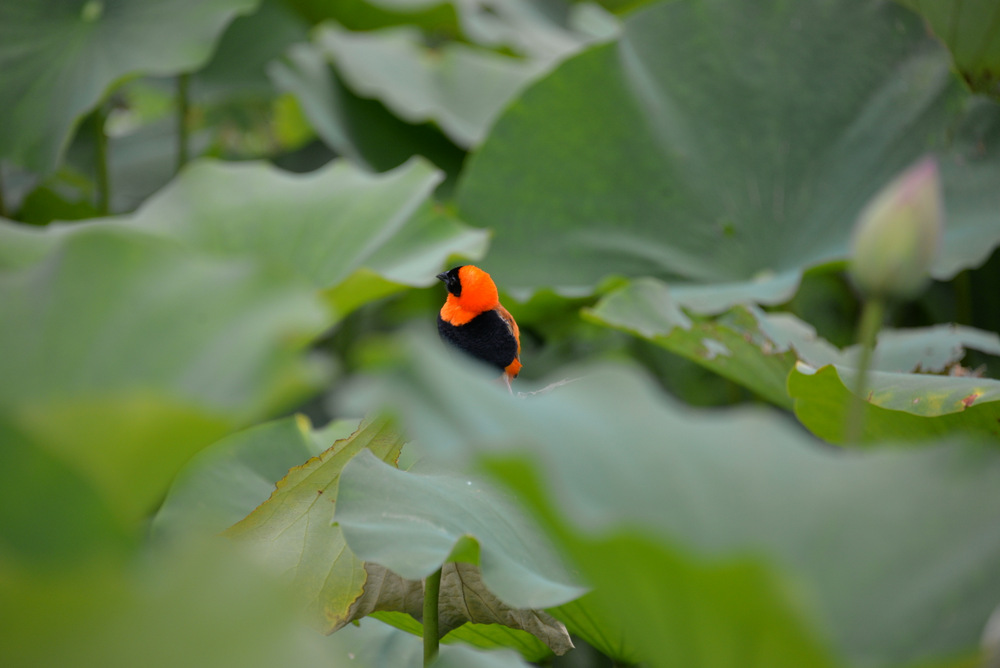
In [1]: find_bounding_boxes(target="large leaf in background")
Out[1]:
[0,227,327,520]
[586,277,1000,408]
[285,0,616,59]
[270,41,467,175]
[192,0,309,100]
[789,363,1000,445]
[225,416,405,632]
[316,24,550,148]
[283,0,460,31]
[0,0,259,174]
[898,0,1000,97]
[348,333,1000,668]
[337,449,584,609]
[449,0,619,61]
[456,0,1000,299]
[0,157,488,321]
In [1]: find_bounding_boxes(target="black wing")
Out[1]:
[438,310,518,373]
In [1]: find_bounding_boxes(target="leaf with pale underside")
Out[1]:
[336,449,579,656]
[353,562,573,656]
[337,449,584,609]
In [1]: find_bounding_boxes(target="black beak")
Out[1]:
[436,272,448,282]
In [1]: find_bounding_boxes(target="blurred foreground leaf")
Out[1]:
[0,540,328,668]
[0,417,133,568]
[348,332,1000,668]
[0,226,328,519]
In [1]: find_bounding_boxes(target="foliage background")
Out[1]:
[2,0,1000,667]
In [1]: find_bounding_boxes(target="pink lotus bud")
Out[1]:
[849,157,944,299]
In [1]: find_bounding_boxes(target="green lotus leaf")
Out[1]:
[326,616,535,668]
[0,417,133,567]
[0,539,329,668]
[898,0,1000,97]
[0,157,487,321]
[337,449,585,608]
[152,415,360,540]
[0,0,259,173]
[456,0,1000,302]
[347,332,1000,667]
[587,276,1000,408]
[431,644,532,668]
[584,278,800,407]
[224,415,405,632]
[315,24,550,148]
[373,610,556,663]
[269,40,467,175]
[0,226,328,519]
[352,561,573,656]
[548,594,642,666]
[789,362,1000,444]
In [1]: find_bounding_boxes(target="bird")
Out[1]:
[436,265,521,392]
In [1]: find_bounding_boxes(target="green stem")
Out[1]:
[844,297,885,444]
[953,270,973,325]
[94,105,110,215]
[423,567,443,667]
[0,165,7,219]
[177,73,190,173]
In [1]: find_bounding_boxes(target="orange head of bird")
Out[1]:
[436,265,499,320]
